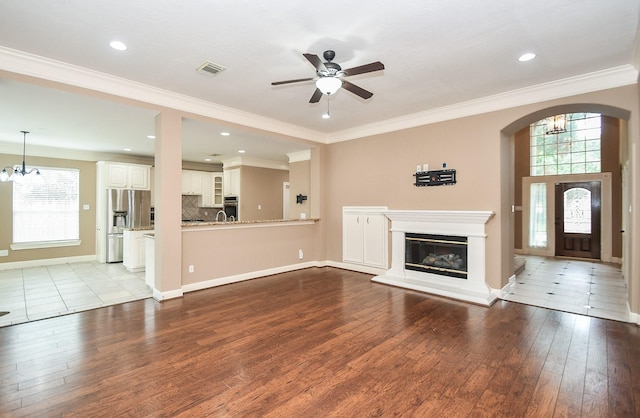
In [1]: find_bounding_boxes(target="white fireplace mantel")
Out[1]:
[372,210,498,306]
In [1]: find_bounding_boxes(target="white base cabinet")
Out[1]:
[342,206,388,269]
[123,230,149,272]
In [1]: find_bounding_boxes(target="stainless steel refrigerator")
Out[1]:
[106,189,151,263]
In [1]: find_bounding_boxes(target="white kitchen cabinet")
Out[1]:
[200,172,223,207]
[123,229,149,272]
[201,172,213,207]
[98,161,150,190]
[213,174,223,206]
[343,207,388,269]
[224,168,240,196]
[181,170,204,195]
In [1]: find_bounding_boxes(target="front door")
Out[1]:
[555,181,601,259]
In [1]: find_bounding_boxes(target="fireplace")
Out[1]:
[405,233,468,279]
[372,210,497,306]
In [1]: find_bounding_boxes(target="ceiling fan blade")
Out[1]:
[342,61,385,77]
[303,53,326,71]
[341,80,373,100]
[271,77,315,86]
[309,88,323,103]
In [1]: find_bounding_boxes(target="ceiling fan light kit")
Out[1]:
[271,50,385,108]
[316,77,342,95]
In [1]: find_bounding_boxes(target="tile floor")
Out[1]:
[502,255,630,322]
[0,261,152,327]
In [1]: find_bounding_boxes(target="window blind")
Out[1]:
[13,166,80,244]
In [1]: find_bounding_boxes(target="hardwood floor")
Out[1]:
[1,267,639,417]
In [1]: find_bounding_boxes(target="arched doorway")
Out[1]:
[501,104,630,320]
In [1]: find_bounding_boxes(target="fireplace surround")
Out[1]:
[372,210,497,306]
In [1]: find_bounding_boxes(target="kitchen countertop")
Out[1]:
[181,218,319,227]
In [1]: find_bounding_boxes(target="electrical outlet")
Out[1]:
[298,249,303,260]
[0,249,8,257]
[188,265,194,273]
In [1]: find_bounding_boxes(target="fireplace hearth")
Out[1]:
[372,210,497,306]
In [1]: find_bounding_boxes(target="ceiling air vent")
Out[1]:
[196,61,226,77]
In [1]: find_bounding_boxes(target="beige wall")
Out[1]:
[240,166,289,221]
[0,153,96,263]
[322,85,639,291]
[181,222,320,284]
[289,160,311,219]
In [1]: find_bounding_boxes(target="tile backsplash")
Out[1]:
[181,195,219,221]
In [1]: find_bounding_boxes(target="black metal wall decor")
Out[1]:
[296,194,308,204]
[414,168,457,187]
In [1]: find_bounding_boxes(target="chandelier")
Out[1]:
[545,114,567,135]
[0,131,41,182]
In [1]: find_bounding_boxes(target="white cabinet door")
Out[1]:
[213,174,223,206]
[128,165,149,189]
[363,213,387,268]
[123,230,147,272]
[182,170,205,195]
[224,168,240,196]
[343,212,365,264]
[201,172,214,207]
[105,164,129,188]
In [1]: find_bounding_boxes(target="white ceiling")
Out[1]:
[0,0,638,164]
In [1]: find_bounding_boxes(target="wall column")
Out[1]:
[153,110,183,299]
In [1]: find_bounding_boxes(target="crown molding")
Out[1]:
[0,46,325,143]
[325,65,639,144]
[1,47,637,147]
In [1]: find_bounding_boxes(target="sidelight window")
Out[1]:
[529,183,547,248]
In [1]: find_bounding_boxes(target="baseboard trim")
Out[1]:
[181,261,321,294]
[628,303,639,325]
[322,260,387,276]
[153,288,184,301]
[0,255,96,270]
[499,274,517,298]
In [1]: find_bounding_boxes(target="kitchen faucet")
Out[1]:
[215,210,227,223]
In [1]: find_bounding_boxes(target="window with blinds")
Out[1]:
[12,166,80,244]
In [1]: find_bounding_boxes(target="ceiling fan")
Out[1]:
[271,50,385,103]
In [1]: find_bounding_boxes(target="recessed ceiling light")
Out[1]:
[220,132,230,136]
[147,135,155,139]
[238,150,246,154]
[123,148,132,152]
[204,158,212,162]
[518,52,536,62]
[109,40,128,51]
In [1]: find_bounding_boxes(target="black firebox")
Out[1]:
[405,233,468,279]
